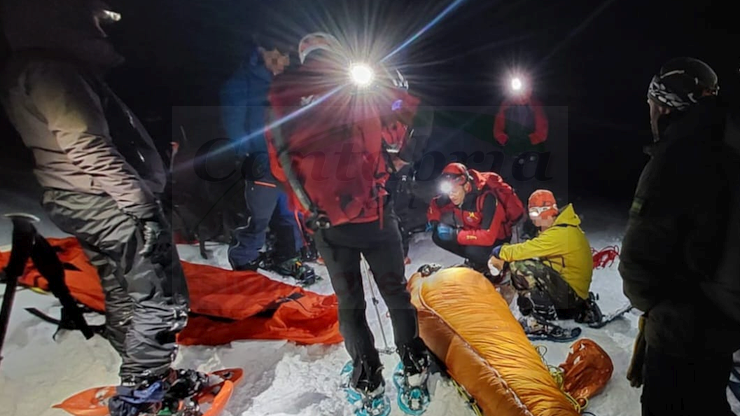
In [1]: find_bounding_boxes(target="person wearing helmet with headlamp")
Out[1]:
[488,190,599,330]
[619,57,740,416]
[266,32,431,415]
[427,163,523,278]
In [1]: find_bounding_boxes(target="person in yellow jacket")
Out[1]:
[488,189,602,325]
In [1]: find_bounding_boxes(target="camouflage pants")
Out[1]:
[510,259,584,320]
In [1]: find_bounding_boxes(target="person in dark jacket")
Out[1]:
[619,57,740,416]
[0,1,202,415]
[219,34,314,282]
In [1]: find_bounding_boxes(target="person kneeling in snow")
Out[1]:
[427,163,524,281]
[488,190,602,326]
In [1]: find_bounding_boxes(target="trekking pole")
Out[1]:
[361,255,395,355]
[0,214,40,367]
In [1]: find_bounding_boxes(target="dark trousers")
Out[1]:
[510,259,584,319]
[228,179,302,268]
[642,348,734,416]
[387,165,414,257]
[431,229,497,267]
[314,212,420,380]
[42,189,189,381]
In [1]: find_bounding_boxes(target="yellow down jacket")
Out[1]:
[498,204,592,299]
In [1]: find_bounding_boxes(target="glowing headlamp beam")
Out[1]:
[103,10,121,22]
[382,0,470,63]
[350,64,374,87]
[174,86,343,176]
[511,77,522,91]
[439,181,454,194]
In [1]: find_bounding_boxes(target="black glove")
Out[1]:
[139,218,164,257]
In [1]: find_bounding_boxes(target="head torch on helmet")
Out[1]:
[439,173,467,194]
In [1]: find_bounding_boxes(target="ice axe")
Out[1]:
[0,213,97,367]
[0,214,39,367]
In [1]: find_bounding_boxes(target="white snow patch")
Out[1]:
[1,202,735,416]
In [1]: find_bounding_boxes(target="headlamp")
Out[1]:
[528,206,552,218]
[511,77,523,92]
[439,181,454,194]
[98,9,121,23]
[349,63,374,88]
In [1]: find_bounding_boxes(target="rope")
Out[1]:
[534,344,587,413]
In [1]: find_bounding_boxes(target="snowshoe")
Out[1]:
[55,368,243,416]
[340,361,391,416]
[520,316,581,342]
[392,361,430,415]
[588,303,632,329]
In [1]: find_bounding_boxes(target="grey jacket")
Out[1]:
[1,52,166,219]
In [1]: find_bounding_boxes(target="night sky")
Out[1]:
[1,0,738,206]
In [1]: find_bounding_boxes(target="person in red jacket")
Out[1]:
[493,84,548,156]
[427,163,522,274]
[265,32,430,415]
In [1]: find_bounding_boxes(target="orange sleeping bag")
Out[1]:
[408,267,580,416]
[0,237,342,346]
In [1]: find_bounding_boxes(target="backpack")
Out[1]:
[473,170,525,238]
[266,60,424,230]
[266,96,388,230]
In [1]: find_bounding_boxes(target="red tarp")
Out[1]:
[0,237,342,346]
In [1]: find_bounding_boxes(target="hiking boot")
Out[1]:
[232,260,260,272]
[273,257,316,284]
[164,369,212,401]
[398,338,431,383]
[395,339,432,415]
[533,302,558,322]
[575,292,603,324]
[109,371,174,416]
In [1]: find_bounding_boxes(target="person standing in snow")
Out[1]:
[488,190,602,335]
[219,33,316,283]
[0,1,203,415]
[265,32,431,414]
[619,57,740,416]
[493,83,548,156]
[427,162,524,280]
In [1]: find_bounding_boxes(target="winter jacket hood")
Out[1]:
[498,204,593,299]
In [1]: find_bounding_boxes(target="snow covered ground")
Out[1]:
[0,202,737,416]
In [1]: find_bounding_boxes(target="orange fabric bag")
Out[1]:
[559,338,614,407]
